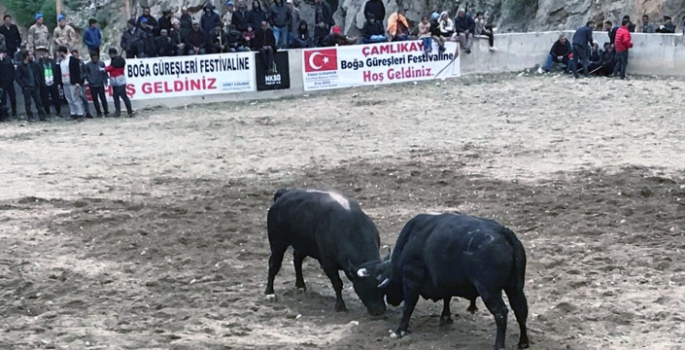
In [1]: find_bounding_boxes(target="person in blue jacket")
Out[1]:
[83,19,102,55]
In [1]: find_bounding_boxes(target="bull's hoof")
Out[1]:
[335,303,348,312]
[439,316,454,326]
[518,342,531,349]
[295,287,306,294]
[265,294,277,302]
[389,330,406,339]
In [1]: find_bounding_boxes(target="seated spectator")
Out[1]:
[254,20,276,73]
[137,6,160,36]
[360,14,387,44]
[155,29,176,56]
[187,20,208,55]
[313,0,335,46]
[226,25,250,51]
[596,42,615,76]
[243,25,256,47]
[387,8,409,42]
[429,13,446,53]
[170,20,188,56]
[587,42,602,73]
[248,0,269,32]
[233,1,250,33]
[536,34,572,74]
[453,8,475,54]
[209,25,229,53]
[438,11,453,38]
[121,18,146,58]
[656,16,676,33]
[418,16,432,54]
[321,26,357,47]
[474,11,496,51]
[291,20,314,48]
[640,15,656,33]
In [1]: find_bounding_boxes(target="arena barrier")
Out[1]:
[8,32,685,115]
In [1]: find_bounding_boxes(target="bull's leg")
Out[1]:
[505,286,530,349]
[293,250,307,293]
[322,266,347,312]
[265,241,289,299]
[475,283,508,350]
[392,267,425,338]
[467,298,478,314]
[439,297,453,326]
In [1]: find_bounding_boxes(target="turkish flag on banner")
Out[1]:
[304,49,338,73]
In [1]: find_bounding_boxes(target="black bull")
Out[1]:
[378,213,530,350]
[265,188,387,316]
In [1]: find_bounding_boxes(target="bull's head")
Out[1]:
[348,259,389,317]
[374,249,403,306]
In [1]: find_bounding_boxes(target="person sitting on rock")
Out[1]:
[387,8,410,42]
[429,12,446,53]
[360,14,387,44]
[226,24,250,51]
[291,20,314,48]
[474,11,496,51]
[453,8,475,54]
[536,34,572,74]
[438,11,453,38]
[209,25,229,53]
[599,42,615,75]
[587,42,603,74]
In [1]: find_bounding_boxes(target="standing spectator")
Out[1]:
[287,0,301,46]
[454,8,475,54]
[223,1,235,30]
[28,13,51,54]
[0,31,5,53]
[606,20,616,45]
[156,29,176,56]
[170,20,187,56]
[83,19,102,55]
[0,49,17,119]
[536,34,572,74]
[105,47,133,118]
[291,20,313,48]
[656,16,676,33]
[623,15,636,32]
[14,42,27,64]
[187,20,208,54]
[613,19,633,79]
[16,51,47,121]
[201,2,223,36]
[1,15,21,57]
[418,16,432,54]
[226,24,250,51]
[640,15,656,33]
[121,19,146,58]
[571,20,594,78]
[137,6,160,36]
[387,8,409,42]
[138,17,158,57]
[269,0,291,49]
[209,25,229,53]
[254,20,276,73]
[474,11,496,51]
[54,14,78,51]
[313,0,335,46]
[57,45,84,119]
[180,6,193,31]
[249,1,269,32]
[159,9,174,34]
[363,0,385,24]
[233,1,250,32]
[360,14,386,44]
[71,50,93,118]
[85,52,109,117]
[35,47,62,118]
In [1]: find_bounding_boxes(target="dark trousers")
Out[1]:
[21,86,45,118]
[112,85,132,114]
[613,50,629,78]
[259,46,274,71]
[481,26,494,47]
[1,81,17,115]
[572,44,588,77]
[89,86,109,115]
[40,84,61,116]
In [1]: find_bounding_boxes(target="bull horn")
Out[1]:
[357,268,370,278]
[377,278,390,288]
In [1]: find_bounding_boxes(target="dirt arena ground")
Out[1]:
[1,73,685,350]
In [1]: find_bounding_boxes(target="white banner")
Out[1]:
[302,41,460,91]
[93,52,256,101]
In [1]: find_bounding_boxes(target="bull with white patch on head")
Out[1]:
[377,212,530,350]
[265,188,388,316]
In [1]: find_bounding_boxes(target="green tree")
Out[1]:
[5,0,57,30]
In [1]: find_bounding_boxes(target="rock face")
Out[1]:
[23,0,684,54]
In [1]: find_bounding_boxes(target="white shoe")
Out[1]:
[489,46,497,51]
[536,67,544,74]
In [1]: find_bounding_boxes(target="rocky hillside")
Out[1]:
[3,0,683,54]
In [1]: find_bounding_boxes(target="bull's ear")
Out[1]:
[357,268,370,278]
[377,278,390,289]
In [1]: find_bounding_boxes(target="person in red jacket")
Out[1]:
[612,18,634,79]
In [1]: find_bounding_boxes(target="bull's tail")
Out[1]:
[501,227,527,291]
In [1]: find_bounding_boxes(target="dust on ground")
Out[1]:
[1,73,685,350]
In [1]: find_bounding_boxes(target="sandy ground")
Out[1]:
[1,73,685,350]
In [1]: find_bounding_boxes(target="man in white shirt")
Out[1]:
[57,45,84,119]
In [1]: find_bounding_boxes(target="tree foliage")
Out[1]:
[4,0,57,30]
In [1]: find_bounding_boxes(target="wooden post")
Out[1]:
[125,0,131,20]
[56,0,61,19]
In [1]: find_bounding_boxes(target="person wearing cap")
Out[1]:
[254,20,277,72]
[387,8,409,42]
[121,18,147,58]
[269,0,292,49]
[313,0,335,46]
[54,14,78,52]
[1,15,22,57]
[287,0,301,46]
[202,2,223,37]
[159,9,175,34]
[138,16,158,57]
[16,51,48,121]
[233,1,250,32]
[105,47,133,118]
[83,19,103,55]
[181,6,193,31]
[35,47,62,118]
[322,25,356,46]
[223,1,235,30]
[188,19,209,55]
[28,13,51,54]
[137,6,160,36]
[0,49,18,119]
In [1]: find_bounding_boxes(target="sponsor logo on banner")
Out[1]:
[256,51,291,91]
[100,52,256,100]
[302,41,460,91]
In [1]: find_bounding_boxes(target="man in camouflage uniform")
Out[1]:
[54,14,78,52]
[28,13,51,54]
